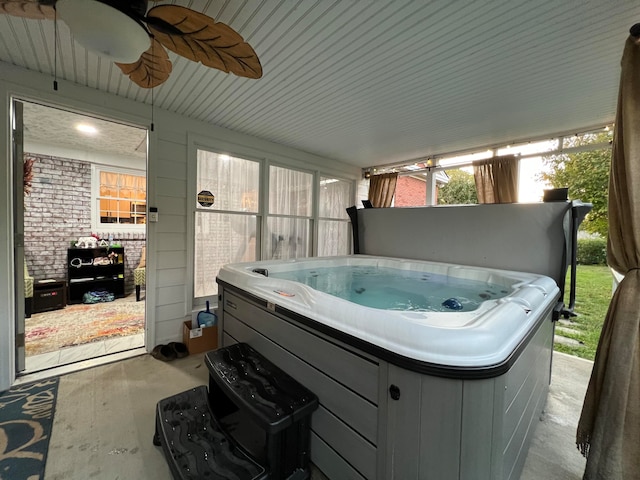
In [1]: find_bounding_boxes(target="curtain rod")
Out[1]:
[631,23,640,37]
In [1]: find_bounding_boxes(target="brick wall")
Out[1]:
[23,153,145,295]
[395,176,427,206]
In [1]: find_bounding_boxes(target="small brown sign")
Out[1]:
[197,190,215,207]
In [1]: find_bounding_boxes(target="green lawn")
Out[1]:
[553,265,613,360]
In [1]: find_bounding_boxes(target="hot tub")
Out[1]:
[217,255,560,480]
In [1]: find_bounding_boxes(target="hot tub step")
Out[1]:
[205,342,319,434]
[205,343,319,479]
[155,385,267,480]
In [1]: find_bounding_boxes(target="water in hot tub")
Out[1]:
[269,265,511,312]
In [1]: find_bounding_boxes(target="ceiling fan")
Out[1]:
[0,0,262,88]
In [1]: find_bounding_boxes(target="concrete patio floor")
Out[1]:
[41,349,592,479]
[521,351,590,479]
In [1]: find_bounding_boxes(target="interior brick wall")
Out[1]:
[23,153,146,295]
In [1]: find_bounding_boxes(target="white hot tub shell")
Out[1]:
[216,255,560,480]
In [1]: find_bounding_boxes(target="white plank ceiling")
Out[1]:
[1,0,639,168]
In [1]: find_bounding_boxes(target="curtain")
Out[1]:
[269,165,313,216]
[473,155,518,203]
[265,166,313,260]
[100,171,118,196]
[197,151,260,212]
[318,177,352,256]
[317,220,350,256]
[265,217,309,260]
[576,35,640,479]
[368,172,398,207]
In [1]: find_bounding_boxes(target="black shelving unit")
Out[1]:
[67,247,125,304]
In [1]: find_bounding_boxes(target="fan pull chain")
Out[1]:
[150,35,155,132]
[151,85,154,132]
[53,6,58,91]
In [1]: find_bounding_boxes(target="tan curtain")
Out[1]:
[368,172,398,207]
[100,171,119,196]
[135,175,146,200]
[472,155,518,203]
[576,35,640,479]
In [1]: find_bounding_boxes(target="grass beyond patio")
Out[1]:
[554,265,613,361]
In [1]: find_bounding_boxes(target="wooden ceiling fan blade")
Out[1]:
[146,5,262,79]
[115,38,172,88]
[0,0,55,19]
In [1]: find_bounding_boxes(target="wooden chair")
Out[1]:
[134,245,146,301]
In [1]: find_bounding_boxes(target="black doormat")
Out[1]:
[0,378,59,480]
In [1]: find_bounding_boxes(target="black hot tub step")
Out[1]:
[205,343,319,434]
[155,385,267,480]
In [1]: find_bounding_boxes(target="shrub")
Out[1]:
[577,237,607,265]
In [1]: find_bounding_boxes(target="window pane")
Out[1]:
[538,146,610,235]
[265,217,310,260]
[269,166,312,216]
[98,170,146,225]
[518,156,550,202]
[318,220,350,256]
[131,202,146,224]
[194,212,257,298]
[197,151,259,212]
[319,177,352,219]
[437,168,478,205]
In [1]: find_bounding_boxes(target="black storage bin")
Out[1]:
[33,280,66,313]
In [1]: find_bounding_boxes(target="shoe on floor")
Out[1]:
[168,342,189,358]
[151,344,177,362]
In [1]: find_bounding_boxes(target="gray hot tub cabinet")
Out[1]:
[217,284,554,480]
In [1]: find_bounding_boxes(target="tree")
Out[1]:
[539,132,611,237]
[438,169,478,205]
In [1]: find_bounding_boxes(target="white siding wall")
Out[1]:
[0,63,359,391]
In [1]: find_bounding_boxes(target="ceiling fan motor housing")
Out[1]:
[56,0,151,64]
[96,0,148,21]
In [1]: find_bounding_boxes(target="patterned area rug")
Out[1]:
[25,295,144,356]
[0,378,59,480]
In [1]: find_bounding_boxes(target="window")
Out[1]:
[368,126,612,206]
[538,131,612,235]
[437,167,478,205]
[266,165,313,260]
[496,140,558,203]
[192,146,355,302]
[318,176,352,256]
[394,175,428,207]
[92,166,146,231]
[194,151,260,298]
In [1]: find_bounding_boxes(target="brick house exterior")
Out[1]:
[394,175,441,206]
